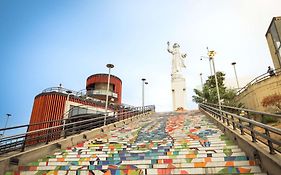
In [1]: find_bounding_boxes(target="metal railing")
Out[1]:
[204,102,281,121]
[42,87,87,97]
[199,103,281,154]
[42,87,135,109]
[237,68,281,95]
[0,105,155,155]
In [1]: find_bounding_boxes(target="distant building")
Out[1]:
[266,16,281,71]
[27,74,125,144]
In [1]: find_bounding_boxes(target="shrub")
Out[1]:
[261,115,277,124]
[261,94,281,113]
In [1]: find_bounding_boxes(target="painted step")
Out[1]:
[44,155,250,162]
[49,152,246,159]
[8,166,264,175]
[29,160,257,167]
[18,164,259,171]
[85,141,235,148]
[52,148,242,158]
[53,148,242,156]
[146,166,263,174]
[68,144,238,152]
[55,147,239,154]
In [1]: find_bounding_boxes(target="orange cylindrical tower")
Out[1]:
[86,74,122,104]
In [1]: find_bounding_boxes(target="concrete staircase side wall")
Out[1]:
[236,75,281,112]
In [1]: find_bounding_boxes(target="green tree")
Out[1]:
[192,72,240,106]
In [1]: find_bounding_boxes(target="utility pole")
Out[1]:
[208,50,221,111]
[104,63,114,126]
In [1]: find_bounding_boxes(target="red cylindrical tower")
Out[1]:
[86,74,122,104]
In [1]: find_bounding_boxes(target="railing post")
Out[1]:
[222,112,225,123]
[226,114,230,126]
[21,125,30,152]
[231,115,236,130]
[249,123,256,142]
[238,118,245,135]
[264,129,275,154]
[64,119,67,139]
[46,121,53,144]
[46,128,50,144]
[215,111,218,120]
[218,109,221,120]
[245,112,250,119]
[78,119,81,134]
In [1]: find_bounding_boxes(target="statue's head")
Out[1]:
[173,43,180,48]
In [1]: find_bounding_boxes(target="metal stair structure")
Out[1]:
[5,112,267,175]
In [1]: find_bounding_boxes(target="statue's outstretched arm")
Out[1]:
[167,41,172,53]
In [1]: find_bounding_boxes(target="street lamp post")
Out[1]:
[2,113,12,136]
[104,63,114,126]
[141,78,146,113]
[208,58,213,76]
[200,73,203,90]
[208,50,221,111]
[231,62,240,89]
[144,82,148,112]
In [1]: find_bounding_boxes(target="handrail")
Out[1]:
[0,107,105,132]
[0,107,147,141]
[41,86,135,108]
[0,105,154,139]
[199,103,281,154]
[0,105,155,155]
[237,68,281,95]
[204,102,281,119]
[42,87,86,97]
[0,114,110,142]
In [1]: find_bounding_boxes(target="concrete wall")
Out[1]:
[236,74,281,112]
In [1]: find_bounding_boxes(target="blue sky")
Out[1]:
[0,0,281,128]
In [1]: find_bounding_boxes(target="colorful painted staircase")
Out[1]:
[5,113,266,175]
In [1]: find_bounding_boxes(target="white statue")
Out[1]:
[167,41,187,75]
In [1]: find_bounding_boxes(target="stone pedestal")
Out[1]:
[171,74,187,111]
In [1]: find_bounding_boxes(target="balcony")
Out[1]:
[88,90,118,98]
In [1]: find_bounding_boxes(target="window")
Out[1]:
[68,105,88,118]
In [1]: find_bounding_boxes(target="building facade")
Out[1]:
[235,16,281,113]
[266,16,281,71]
[27,74,123,144]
